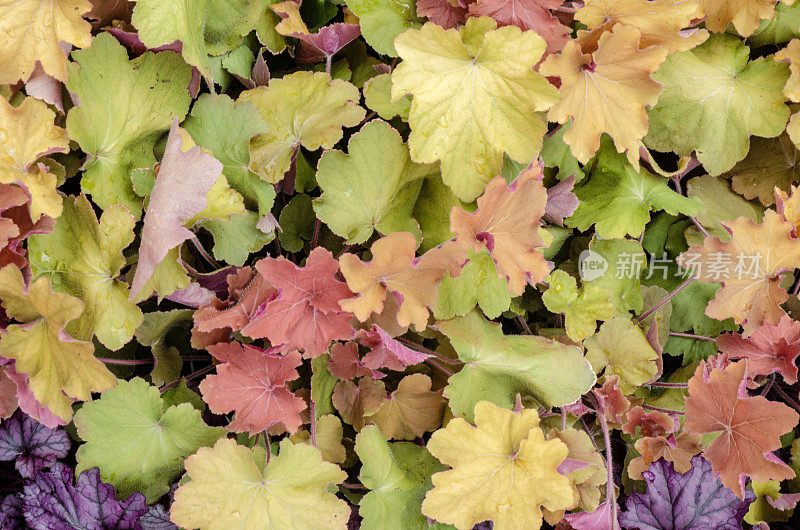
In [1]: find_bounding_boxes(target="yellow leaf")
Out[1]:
[0,97,69,221]
[539,24,667,166]
[698,0,794,37]
[366,373,445,440]
[272,0,310,35]
[776,39,800,147]
[575,0,707,53]
[0,0,92,83]
[171,438,349,529]
[0,265,116,421]
[392,18,559,202]
[422,401,574,530]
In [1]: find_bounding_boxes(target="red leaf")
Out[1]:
[469,0,570,55]
[355,324,430,371]
[194,268,278,334]
[199,342,306,434]
[328,341,383,380]
[243,247,354,357]
[717,315,800,384]
[417,0,468,29]
[685,360,799,498]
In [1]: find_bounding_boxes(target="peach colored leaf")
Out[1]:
[327,341,383,380]
[193,267,278,335]
[339,233,465,330]
[243,247,354,357]
[130,118,223,300]
[355,324,431,371]
[450,165,549,295]
[199,341,306,434]
[0,184,54,270]
[539,24,668,166]
[416,0,467,29]
[698,0,794,36]
[685,360,799,498]
[678,210,800,335]
[365,373,445,440]
[468,0,569,55]
[332,377,387,430]
[627,432,704,480]
[717,315,800,384]
[575,0,707,53]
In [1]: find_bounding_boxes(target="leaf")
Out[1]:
[243,247,354,357]
[66,33,193,215]
[328,341,383,380]
[751,2,800,45]
[723,134,800,207]
[355,324,431,371]
[584,317,659,394]
[434,248,513,320]
[339,232,465,330]
[542,270,615,342]
[539,24,667,166]
[355,425,443,530]
[568,139,704,238]
[366,373,444,440]
[0,183,53,270]
[679,210,800,335]
[627,432,704,480]
[416,0,467,29]
[744,480,800,525]
[437,310,596,420]
[413,176,466,252]
[193,267,278,335]
[363,73,411,121]
[0,0,92,83]
[0,265,116,421]
[170,438,349,529]
[619,456,755,530]
[644,34,790,176]
[717,315,800,384]
[0,97,69,221]
[239,71,365,183]
[198,342,307,434]
[468,0,570,56]
[421,400,574,530]
[684,360,799,497]
[0,410,69,478]
[129,119,225,301]
[134,309,194,387]
[333,377,387,431]
[74,377,225,503]
[450,165,549,295]
[315,120,433,244]
[278,194,314,252]
[698,0,791,36]
[28,194,141,350]
[575,0,708,53]
[685,174,764,245]
[391,17,559,202]
[22,464,149,530]
[584,237,647,313]
[346,0,422,56]
[547,428,607,515]
[182,93,276,218]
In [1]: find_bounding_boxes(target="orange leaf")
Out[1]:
[717,315,800,384]
[685,360,799,498]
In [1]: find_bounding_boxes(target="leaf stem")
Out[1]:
[516,315,532,335]
[311,219,321,249]
[426,358,454,377]
[590,393,619,529]
[689,217,710,239]
[668,331,716,342]
[646,381,688,388]
[159,364,215,392]
[774,384,800,414]
[96,358,153,365]
[638,277,693,322]
[396,337,462,365]
[640,403,685,415]
[761,374,776,397]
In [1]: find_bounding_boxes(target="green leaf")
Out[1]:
[437,310,596,421]
[684,174,763,246]
[413,176,467,253]
[202,212,273,266]
[434,249,512,320]
[346,0,421,56]
[584,317,659,394]
[239,71,365,183]
[750,1,800,46]
[183,93,276,217]
[161,379,206,412]
[313,120,433,244]
[542,270,614,342]
[584,237,647,314]
[279,194,315,252]
[65,33,192,216]
[74,378,225,502]
[541,122,585,183]
[392,18,559,201]
[645,33,790,176]
[312,355,338,418]
[567,138,704,239]
[134,309,193,387]
[355,425,442,530]
[363,73,411,121]
[28,195,142,351]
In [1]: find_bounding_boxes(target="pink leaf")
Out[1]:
[717,315,800,384]
[355,324,430,371]
[327,341,384,380]
[469,0,570,55]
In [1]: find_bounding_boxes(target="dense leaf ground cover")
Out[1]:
[6,0,800,528]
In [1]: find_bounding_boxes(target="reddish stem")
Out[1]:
[96,358,153,365]
[668,332,715,342]
[159,365,214,392]
[641,403,685,415]
[396,337,462,365]
[638,277,693,322]
[590,393,619,529]
[647,382,689,388]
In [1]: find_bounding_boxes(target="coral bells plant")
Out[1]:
[7,0,800,528]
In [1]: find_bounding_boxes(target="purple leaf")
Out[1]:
[0,494,25,530]
[22,464,148,530]
[0,410,69,478]
[544,175,579,226]
[619,455,755,530]
[139,504,177,530]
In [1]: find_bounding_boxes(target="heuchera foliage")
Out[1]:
[8,0,800,528]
